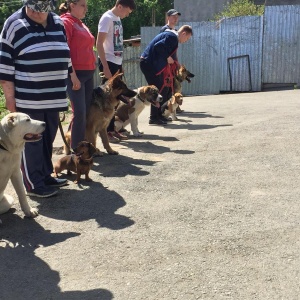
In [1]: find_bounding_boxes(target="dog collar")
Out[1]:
[0,143,8,151]
[136,93,145,103]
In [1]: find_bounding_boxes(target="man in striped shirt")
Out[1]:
[0,0,72,197]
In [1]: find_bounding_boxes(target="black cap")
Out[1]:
[167,9,181,16]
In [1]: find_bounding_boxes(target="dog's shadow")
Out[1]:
[33,182,134,231]
[120,140,195,156]
[0,214,113,299]
[180,111,225,119]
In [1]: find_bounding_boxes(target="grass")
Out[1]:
[0,86,9,119]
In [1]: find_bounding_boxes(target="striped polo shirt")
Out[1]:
[0,7,71,113]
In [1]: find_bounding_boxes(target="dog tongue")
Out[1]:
[155,102,160,108]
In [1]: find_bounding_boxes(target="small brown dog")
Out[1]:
[53,141,96,183]
[162,92,183,121]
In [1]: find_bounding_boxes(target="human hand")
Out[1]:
[71,73,81,90]
[167,57,174,64]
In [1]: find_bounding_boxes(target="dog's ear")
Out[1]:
[88,143,97,156]
[7,115,16,129]
[168,98,174,113]
[171,96,176,105]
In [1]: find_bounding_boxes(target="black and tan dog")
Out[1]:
[65,71,137,156]
[162,92,183,121]
[174,64,195,93]
[53,141,96,183]
[114,85,162,137]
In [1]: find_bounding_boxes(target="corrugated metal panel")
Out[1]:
[220,16,263,92]
[263,5,300,85]
[177,21,221,95]
[141,25,221,95]
[122,45,145,89]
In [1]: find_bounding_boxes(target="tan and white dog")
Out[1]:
[0,113,45,221]
[162,92,184,121]
[115,85,163,137]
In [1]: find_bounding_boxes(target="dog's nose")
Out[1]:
[42,122,46,127]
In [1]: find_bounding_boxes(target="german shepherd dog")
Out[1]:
[65,72,137,156]
[174,64,195,93]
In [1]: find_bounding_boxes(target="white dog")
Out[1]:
[0,112,45,221]
[115,85,162,137]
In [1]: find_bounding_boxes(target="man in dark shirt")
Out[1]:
[140,25,193,125]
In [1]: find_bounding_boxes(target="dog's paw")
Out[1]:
[24,207,39,218]
[94,148,104,157]
[108,150,119,155]
[133,132,143,137]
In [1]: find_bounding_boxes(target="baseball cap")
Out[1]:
[167,9,181,16]
[23,0,55,12]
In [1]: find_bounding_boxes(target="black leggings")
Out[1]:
[140,60,172,119]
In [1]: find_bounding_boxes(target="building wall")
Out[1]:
[174,0,300,21]
[174,0,229,22]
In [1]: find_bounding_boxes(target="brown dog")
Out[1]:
[162,92,183,121]
[174,64,195,93]
[54,141,96,183]
[64,71,137,156]
[114,85,162,137]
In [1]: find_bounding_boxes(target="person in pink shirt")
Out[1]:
[60,0,96,150]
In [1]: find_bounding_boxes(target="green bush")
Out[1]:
[214,0,264,20]
[0,86,9,119]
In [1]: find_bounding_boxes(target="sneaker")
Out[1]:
[119,128,130,136]
[108,131,120,143]
[149,118,167,125]
[27,187,58,198]
[113,131,128,140]
[45,177,68,187]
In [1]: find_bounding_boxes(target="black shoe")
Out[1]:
[160,116,172,122]
[27,187,58,198]
[149,118,167,125]
[45,177,68,187]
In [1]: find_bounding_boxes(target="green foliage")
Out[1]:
[214,0,264,20]
[85,0,173,39]
[1,0,173,38]
[0,0,22,30]
[0,87,9,118]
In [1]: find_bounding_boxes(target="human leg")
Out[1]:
[140,60,166,123]
[21,111,59,197]
[68,70,94,149]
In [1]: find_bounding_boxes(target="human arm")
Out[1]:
[96,31,112,79]
[0,80,16,112]
[62,17,81,90]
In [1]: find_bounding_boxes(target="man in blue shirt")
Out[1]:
[140,25,193,125]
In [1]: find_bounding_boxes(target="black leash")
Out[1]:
[58,112,74,154]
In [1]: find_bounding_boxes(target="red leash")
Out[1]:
[159,61,179,94]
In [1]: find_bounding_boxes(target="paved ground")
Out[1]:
[1,90,300,299]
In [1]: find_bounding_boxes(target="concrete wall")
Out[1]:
[174,0,229,22]
[174,0,300,22]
